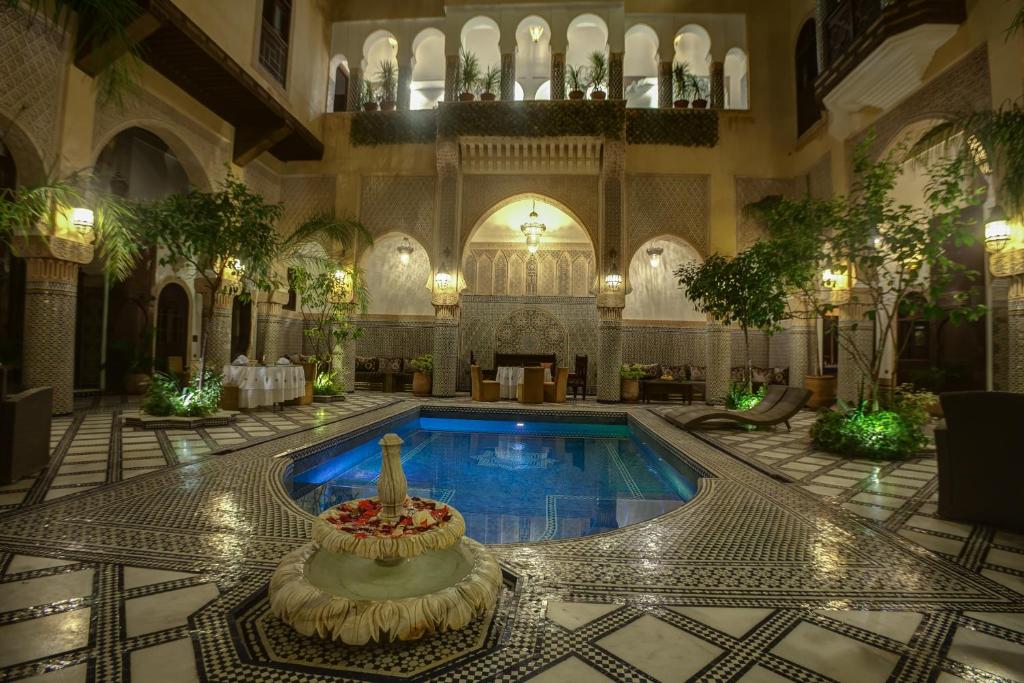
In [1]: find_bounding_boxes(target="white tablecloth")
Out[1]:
[495,366,552,400]
[222,364,306,408]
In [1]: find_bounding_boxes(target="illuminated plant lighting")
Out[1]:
[985,206,1012,253]
[70,207,94,235]
[396,237,414,265]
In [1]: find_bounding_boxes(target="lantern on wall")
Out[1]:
[605,249,623,290]
[646,245,663,268]
[70,207,94,236]
[985,206,1011,253]
[435,248,454,290]
[396,237,414,266]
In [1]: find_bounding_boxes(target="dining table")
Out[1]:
[222,363,306,409]
[494,366,552,400]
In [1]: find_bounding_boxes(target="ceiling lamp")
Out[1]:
[646,245,664,268]
[985,205,1011,253]
[396,237,414,265]
[520,200,546,253]
[529,25,544,43]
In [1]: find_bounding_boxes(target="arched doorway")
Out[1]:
[0,146,25,384]
[155,283,190,372]
[231,296,253,360]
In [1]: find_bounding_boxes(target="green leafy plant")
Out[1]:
[810,404,927,460]
[672,63,690,101]
[375,60,397,103]
[479,66,500,95]
[687,74,709,103]
[725,382,765,411]
[410,353,433,375]
[314,370,342,396]
[620,363,645,380]
[142,370,223,418]
[361,79,376,106]
[457,50,481,95]
[588,51,608,92]
[566,64,588,95]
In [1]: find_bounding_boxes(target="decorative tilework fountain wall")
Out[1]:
[462,245,595,297]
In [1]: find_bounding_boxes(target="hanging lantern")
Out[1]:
[396,237,414,266]
[520,200,547,253]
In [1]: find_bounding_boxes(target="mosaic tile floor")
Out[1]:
[0,396,1021,682]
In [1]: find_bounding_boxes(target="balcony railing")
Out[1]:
[259,18,288,86]
[816,0,966,99]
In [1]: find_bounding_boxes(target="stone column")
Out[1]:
[835,295,874,404]
[550,52,565,100]
[658,61,673,108]
[444,53,458,102]
[704,318,732,405]
[990,277,1010,391]
[786,317,816,388]
[255,290,289,362]
[815,0,829,71]
[500,52,515,101]
[347,66,363,112]
[432,304,458,397]
[204,290,234,373]
[597,300,624,402]
[608,51,624,100]
[710,61,725,109]
[1008,275,1024,393]
[15,236,94,415]
[397,65,412,111]
[432,138,460,398]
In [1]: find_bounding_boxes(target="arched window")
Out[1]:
[624,24,658,108]
[515,16,551,101]
[326,54,349,112]
[567,13,609,89]
[795,19,821,136]
[724,48,748,110]
[411,28,445,109]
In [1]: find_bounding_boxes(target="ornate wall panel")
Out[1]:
[355,320,434,360]
[463,246,594,296]
[459,295,598,391]
[806,153,833,200]
[358,176,435,248]
[245,161,282,204]
[281,176,336,234]
[460,175,600,248]
[730,330,771,368]
[627,175,710,257]
[851,45,991,161]
[991,278,1009,391]
[0,6,66,178]
[93,89,229,190]
[734,177,798,252]
[621,326,705,367]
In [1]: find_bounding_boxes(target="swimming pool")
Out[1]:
[286,411,703,543]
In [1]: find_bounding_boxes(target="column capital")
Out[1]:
[12,234,94,266]
[990,248,1024,280]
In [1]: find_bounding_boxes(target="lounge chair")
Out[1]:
[935,391,1024,532]
[471,365,500,402]
[653,386,810,431]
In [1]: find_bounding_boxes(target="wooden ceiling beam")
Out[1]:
[233,125,293,167]
[75,12,163,77]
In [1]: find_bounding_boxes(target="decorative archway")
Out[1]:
[92,121,212,192]
[623,235,703,322]
[462,191,597,254]
[155,282,190,371]
[357,232,433,316]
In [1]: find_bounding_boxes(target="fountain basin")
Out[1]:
[269,537,502,644]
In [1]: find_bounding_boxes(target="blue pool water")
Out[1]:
[287,414,700,543]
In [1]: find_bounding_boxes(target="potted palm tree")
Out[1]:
[376,60,397,111]
[410,354,433,396]
[566,65,588,100]
[672,62,690,108]
[479,65,500,101]
[458,50,480,101]
[620,364,644,402]
[588,51,608,100]
[361,80,378,111]
[689,74,709,109]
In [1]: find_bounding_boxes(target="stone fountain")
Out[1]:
[270,434,502,645]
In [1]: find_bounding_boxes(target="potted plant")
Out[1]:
[458,50,480,101]
[361,80,378,111]
[376,60,397,111]
[588,51,608,100]
[688,74,709,109]
[410,353,433,396]
[620,363,644,402]
[566,64,588,100]
[479,65,500,101]
[672,62,690,108]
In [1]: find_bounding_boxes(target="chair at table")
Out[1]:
[567,355,588,400]
[544,367,569,403]
[518,366,545,404]
[471,365,500,402]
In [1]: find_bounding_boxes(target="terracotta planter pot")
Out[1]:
[458,92,475,101]
[568,90,585,100]
[673,99,689,108]
[362,102,379,112]
[124,373,150,395]
[804,375,837,410]
[412,372,432,396]
[620,378,640,403]
[479,92,497,101]
[381,100,396,111]
[691,99,708,109]
[927,399,944,418]
[590,90,607,100]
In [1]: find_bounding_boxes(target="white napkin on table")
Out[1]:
[276,357,291,365]
[232,355,249,366]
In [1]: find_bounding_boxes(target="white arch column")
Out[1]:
[657,60,672,108]
[397,37,413,111]
[710,60,725,109]
[346,65,363,111]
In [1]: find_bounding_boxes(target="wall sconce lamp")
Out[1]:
[396,237,414,266]
[821,268,848,290]
[435,248,454,290]
[985,206,1011,253]
[605,249,623,290]
[646,245,663,268]
[71,207,94,236]
[529,25,544,43]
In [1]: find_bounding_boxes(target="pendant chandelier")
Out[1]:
[520,200,546,254]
